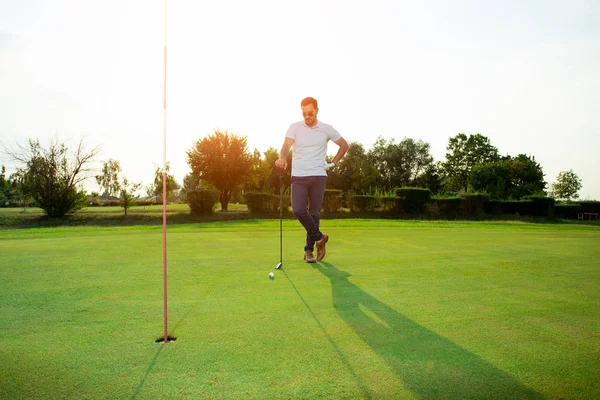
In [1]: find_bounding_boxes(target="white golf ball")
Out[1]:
[269,272,274,279]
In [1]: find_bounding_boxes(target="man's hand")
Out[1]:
[275,158,287,170]
[324,162,336,170]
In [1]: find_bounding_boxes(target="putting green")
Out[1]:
[1,220,598,399]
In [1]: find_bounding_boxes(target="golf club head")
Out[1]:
[274,262,282,269]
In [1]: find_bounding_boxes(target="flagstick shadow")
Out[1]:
[131,344,164,400]
[315,261,544,399]
[129,306,193,399]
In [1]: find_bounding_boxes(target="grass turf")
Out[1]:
[0,220,599,399]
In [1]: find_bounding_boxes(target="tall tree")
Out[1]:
[469,154,546,200]
[8,169,32,210]
[266,148,293,194]
[367,136,434,190]
[551,170,582,202]
[4,138,99,217]
[0,166,10,205]
[328,142,380,193]
[411,162,444,195]
[243,147,292,195]
[152,162,179,202]
[95,159,121,197]
[509,154,546,198]
[470,154,545,199]
[441,133,500,193]
[244,149,270,193]
[186,130,253,210]
[469,159,512,199]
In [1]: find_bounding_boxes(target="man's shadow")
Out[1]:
[314,261,543,399]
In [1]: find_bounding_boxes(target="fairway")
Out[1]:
[1,220,599,399]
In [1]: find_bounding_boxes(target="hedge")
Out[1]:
[488,200,526,215]
[579,201,600,214]
[461,194,489,214]
[396,187,431,213]
[349,195,381,212]
[430,197,463,216]
[322,189,343,212]
[554,204,580,219]
[244,192,281,213]
[186,189,219,214]
[380,196,398,212]
[525,196,555,217]
[486,198,556,217]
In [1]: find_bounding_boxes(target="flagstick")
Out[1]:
[162,0,169,344]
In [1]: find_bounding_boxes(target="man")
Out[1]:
[275,97,349,263]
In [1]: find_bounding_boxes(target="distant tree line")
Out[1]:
[0,130,586,217]
[184,130,586,211]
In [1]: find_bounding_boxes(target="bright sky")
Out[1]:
[1,0,599,199]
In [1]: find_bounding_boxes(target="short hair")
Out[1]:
[300,97,318,109]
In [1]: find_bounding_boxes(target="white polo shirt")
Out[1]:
[285,120,342,177]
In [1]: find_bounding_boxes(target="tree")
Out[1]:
[96,163,141,214]
[8,169,32,210]
[0,166,11,206]
[411,162,444,195]
[244,147,293,196]
[4,138,99,217]
[509,154,546,198]
[441,133,499,193]
[244,149,270,194]
[186,130,253,210]
[551,170,582,202]
[327,142,380,193]
[152,162,179,202]
[119,177,141,215]
[469,159,512,199]
[367,136,434,190]
[470,154,546,199]
[145,185,155,202]
[95,159,121,197]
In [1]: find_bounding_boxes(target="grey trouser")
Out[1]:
[291,176,327,252]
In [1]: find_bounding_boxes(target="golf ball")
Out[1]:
[269,272,274,279]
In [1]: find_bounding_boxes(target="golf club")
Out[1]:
[274,171,283,269]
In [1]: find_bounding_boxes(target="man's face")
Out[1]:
[301,104,318,127]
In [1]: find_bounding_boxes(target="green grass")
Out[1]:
[0,203,254,228]
[1,220,599,399]
[0,203,252,215]
[3,203,600,230]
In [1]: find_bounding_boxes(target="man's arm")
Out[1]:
[275,137,294,170]
[331,137,349,165]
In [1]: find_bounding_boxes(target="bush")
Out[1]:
[488,198,555,217]
[349,195,381,212]
[380,196,398,212]
[244,192,280,213]
[488,200,525,215]
[187,189,218,214]
[100,200,121,207]
[554,204,580,219]
[461,193,489,214]
[322,189,343,212]
[579,201,600,214]
[396,187,431,213]
[432,197,463,216]
[525,196,555,217]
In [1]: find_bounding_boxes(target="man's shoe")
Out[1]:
[316,234,328,261]
[304,250,316,263]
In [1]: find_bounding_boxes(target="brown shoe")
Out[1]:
[303,250,316,263]
[316,234,328,261]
